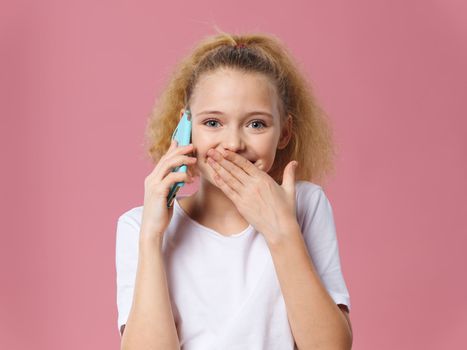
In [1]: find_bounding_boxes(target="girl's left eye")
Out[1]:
[203,119,267,129]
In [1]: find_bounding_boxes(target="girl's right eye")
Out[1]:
[204,119,220,128]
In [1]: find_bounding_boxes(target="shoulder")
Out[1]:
[117,205,144,228]
[295,180,323,198]
[294,181,336,233]
[295,180,326,211]
[115,206,144,246]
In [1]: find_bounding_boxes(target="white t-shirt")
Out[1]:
[115,180,351,349]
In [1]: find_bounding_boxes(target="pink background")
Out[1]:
[1,1,466,349]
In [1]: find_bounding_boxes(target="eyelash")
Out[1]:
[202,119,267,129]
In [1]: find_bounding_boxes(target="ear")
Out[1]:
[277,114,293,150]
[179,108,185,121]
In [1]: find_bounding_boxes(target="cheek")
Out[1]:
[190,155,214,177]
[258,153,277,172]
[190,137,208,160]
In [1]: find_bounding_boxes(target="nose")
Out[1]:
[219,129,246,154]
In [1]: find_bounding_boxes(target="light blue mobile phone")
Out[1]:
[167,109,192,208]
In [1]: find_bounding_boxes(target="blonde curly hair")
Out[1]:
[143,29,338,187]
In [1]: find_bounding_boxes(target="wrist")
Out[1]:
[265,219,302,248]
[139,227,164,249]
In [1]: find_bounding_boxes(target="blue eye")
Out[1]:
[203,119,266,129]
[204,119,220,128]
[250,120,266,129]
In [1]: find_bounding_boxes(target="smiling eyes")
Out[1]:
[202,119,267,130]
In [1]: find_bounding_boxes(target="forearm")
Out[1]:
[121,233,180,350]
[267,223,352,350]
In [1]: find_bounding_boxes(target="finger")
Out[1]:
[169,141,193,156]
[216,156,248,186]
[223,150,258,176]
[207,156,242,195]
[162,170,191,187]
[157,152,196,182]
[211,167,237,200]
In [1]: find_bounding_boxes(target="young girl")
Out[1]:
[116,31,352,350]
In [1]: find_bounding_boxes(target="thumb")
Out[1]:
[281,160,298,193]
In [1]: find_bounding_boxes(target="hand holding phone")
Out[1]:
[140,137,196,240]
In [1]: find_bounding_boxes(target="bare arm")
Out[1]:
[268,222,352,350]
[120,233,180,350]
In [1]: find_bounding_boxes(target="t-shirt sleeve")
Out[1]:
[298,185,351,312]
[115,212,140,334]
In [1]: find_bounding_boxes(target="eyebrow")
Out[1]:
[196,110,274,119]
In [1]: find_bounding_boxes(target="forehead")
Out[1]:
[190,68,279,112]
